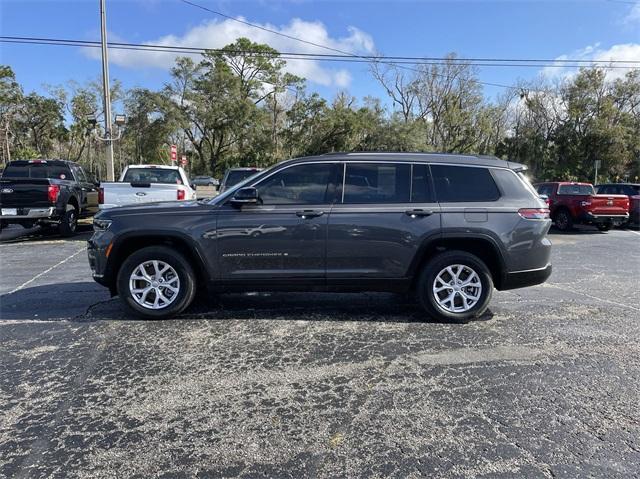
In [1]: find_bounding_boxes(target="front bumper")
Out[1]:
[500,263,552,290]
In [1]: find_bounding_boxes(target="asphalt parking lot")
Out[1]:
[1,225,639,478]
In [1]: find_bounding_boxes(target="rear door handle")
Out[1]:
[296,209,324,219]
[405,209,434,218]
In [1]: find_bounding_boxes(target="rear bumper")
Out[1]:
[0,207,56,220]
[578,212,629,225]
[500,263,552,290]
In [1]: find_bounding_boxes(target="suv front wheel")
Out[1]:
[117,246,197,319]
[417,251,493,323]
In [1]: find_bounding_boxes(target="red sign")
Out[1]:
[170,144,177,162]
[180,155,187,166]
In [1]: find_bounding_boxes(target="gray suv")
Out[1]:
[88,153,552,323]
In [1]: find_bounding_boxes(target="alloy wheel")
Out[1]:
[432,264,482,313]
[129,260,181,310]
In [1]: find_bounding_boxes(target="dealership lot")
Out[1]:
[1,227,639,478]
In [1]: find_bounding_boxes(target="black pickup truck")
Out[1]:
[0,159,100,236]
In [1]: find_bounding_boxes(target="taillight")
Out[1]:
[47,185,60,203]
[518,208,550,219]
[177,189,186,200]
[98,187,104,204]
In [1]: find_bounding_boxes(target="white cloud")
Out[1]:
[624,3,640,25]
[84,18,375,88]
[541,43,640,82]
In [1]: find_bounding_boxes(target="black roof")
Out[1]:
[281,152,527,171]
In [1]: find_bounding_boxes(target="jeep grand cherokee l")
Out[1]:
[88,152,552,323]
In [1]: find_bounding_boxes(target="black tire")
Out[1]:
[116,246,197,319]
[597,223,611,232]
[554,208,573,232]
[416,250,493,323]
[59,204,78,237]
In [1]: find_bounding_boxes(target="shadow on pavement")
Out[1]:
[0,282,493,324]
[0,223,93,244]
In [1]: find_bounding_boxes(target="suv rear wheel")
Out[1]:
[417,251,493,323]
[117,246,197,319]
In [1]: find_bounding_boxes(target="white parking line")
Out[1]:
[6,246,86,295]
[627,229,640,236]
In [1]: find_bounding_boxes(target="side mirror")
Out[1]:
[93,180,101,187]
[191,183,196,190]
[231,186,260,207]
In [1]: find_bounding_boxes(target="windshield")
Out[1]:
[224,169,260,188]
[558,184,595,196]
[122,168,182,185]
[2,162,73,180]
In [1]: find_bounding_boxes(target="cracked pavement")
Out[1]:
[1,225,639,478]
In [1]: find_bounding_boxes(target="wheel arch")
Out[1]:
[409,233,507,291]
[106,231,209,294]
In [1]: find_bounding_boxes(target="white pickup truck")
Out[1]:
[99,165,196,210]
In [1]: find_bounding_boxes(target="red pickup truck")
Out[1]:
[535,182,629,232]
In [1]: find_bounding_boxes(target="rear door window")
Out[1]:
[411,164,434,202]
[343,163,410,204]
[431,165,500,202]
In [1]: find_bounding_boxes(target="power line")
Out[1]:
[175,0,639,91]
[3,36,639,69]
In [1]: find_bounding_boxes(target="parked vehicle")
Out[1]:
[596,183,640,227]
[0,159,99,236]
[89,152,552,323]
[192,176,219,187]
[99,165,196,210]
[219,167,262,192]
[535,181,629,232]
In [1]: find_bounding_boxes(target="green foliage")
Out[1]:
[2,52,639,183]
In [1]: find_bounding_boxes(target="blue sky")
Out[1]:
[1,0,639,108]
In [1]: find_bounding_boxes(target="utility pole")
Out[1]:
[99,0,115,181]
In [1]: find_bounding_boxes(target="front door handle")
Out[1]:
[296,209,324,219]
[405,209,434,218]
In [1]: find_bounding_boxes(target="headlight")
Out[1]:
[93,218,112,231]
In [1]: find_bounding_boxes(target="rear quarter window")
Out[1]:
[492,168,535,199]
[431,165,500,202]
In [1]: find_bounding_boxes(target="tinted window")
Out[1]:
[536,184,554,196]
[492,168,534,199]
[2,162,73,180]
[411,164,434,202]
[256,163,333,205]
[344,163,410,204]
[122,168,182,184]
[431,165,500,202]
[625,185,640,195]
[73,166,87,182]
[225,170,260,188]
[557,184,594,196]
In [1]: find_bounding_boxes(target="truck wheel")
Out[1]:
[597,224,611,232]
[59,204,78,237]
[116,246,197,319]
[416,251,493,323]
[554,209,573,232]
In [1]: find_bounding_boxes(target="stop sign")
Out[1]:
[181,155,187,166]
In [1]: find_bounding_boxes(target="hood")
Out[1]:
[96,200,208,219]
